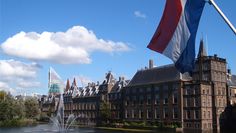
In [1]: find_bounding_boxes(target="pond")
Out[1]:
[0,124,175,133]
[0,124,108,133]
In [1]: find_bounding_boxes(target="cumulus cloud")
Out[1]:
[1,26,130,64]
[0,60,41,94]
[0,59,39,80]
[17,81,41,88]
[134,11,146,19]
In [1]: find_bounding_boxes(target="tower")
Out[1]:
[192,39,227,131]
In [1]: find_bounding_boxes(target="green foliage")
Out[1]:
[24,97,40,119]
[100,101,111,123]
[0,92,21,121]
[0,91,40,127]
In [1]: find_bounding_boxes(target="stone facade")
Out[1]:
[41,40,236,131]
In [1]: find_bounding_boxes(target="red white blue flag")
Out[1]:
[147,0,205,73]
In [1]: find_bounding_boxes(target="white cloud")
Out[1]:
[78,75,93,87]
[0,59,38,80]
[0,60,41,95]
[1,26,130,64]
[134,11,146,19]
[0,81,16,95]
[17,81,41,88]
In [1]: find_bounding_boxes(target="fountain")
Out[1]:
[50,94,77,132]
[47,67,77,132]
[50,94,76,133]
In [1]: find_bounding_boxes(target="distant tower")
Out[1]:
[48,67,64,96]
[72,78,77,86]
[65,79,70,92]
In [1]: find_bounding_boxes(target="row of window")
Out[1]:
[65,112,97,118]
[125,108,178,119]
[185,86,212,95]
[64,103,97,110]
[125,85,179,94]
[109,93,121,100]
[185,110,211,119]
[125,93,178,106]
[184,122,212,129]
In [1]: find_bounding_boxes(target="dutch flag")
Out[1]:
[147,0,205,73]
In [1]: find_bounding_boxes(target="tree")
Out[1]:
[0,91,6,100]
[100,101,111,124]
[14,99,25,119]
[24,97,40,119]
[0,91,17,121]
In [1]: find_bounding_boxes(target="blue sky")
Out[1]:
[0,0,235,95]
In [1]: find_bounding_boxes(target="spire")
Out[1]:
[72,78,77,86]
[65,79,70,92]
[198,39,207,58]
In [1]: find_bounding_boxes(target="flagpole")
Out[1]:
[208,0,236,35]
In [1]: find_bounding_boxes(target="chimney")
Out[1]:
[228,69,231,74]
[149,59,154,69]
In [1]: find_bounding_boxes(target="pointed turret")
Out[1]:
[72,78,77,86]
[65,79,70,92]
[198,39,207,58]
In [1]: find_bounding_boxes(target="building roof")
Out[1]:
[110,77,129,93]
[127,64,192,87]
[228,75,236,87]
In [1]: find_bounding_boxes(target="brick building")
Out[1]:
[41,40,236,132]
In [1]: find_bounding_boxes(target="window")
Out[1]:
[114,93,117,99]
[208,123,211,128]
[187,110,191,119]
[207,98,211,107]
[163,85,168,92]
[155,108,160,119]
[139,88,143,93]
[173,93,178,104]
[222,89,225,95]
[125,110,128,118]
[164,108,168,118]
[186,87,191,95]
[132,89,136,94]
[126,89,130,94]
[155,86,160,92]
[195,110,199,119]
[195,123,200,128]
[164,94,168,104]
[131,110,134,118]
[147,87,151,92]
[219,99,222,107]
[147,95,151,105]
[202,98,206,106]
[186,98,191,107]
[139,110,143,119]
[173,107,178,119]
[132,96,137,105]
[208,111,211,118]
[139,96,144,105]
[155,94,160,105]
[147,109,151,119]
[194,98,199,107]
